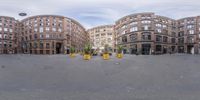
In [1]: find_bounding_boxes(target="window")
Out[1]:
[141,20,151,24]
[34,24,37,27]
[178,38,184,44]
[39,27,43,33]
[58,28,62,32]
[34,42,37,48]
[187,25,194,29]
[4,28,8,32]
[52,28,56,32]
[188,36,194,43]
[107,33,112,35]
[40,42,43,49]
[0,27,2,31]
[0,34,2,38]
[156,29,162,33]
[46,34,50,38]
[9,29,13,32]
[156,24,162,27]
[122,36,127,43]
[189,30,194,34]
[171,38,176,43]
[34,34,37,39]
[34,28,38,32]
[46,27,50,31]
[156,45,162,52]
[130,27,138,32]
[142,25,149,30]
[46,43,50,49]
[142,32,151,40]
[163,25,167,28]
[40,34,43,39]
[163,36,168,42]
[130,34,137,42]
[130,21,138,26]
[156,35,162,42]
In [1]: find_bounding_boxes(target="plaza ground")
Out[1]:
[0,54,200,100]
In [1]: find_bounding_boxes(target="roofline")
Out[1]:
[20,14,86,31]
[87,24,114,31]
[115,12,155,23]
[0,16,16,19]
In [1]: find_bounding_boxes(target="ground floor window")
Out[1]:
[155,45,162,52]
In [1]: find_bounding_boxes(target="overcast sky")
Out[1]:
[0,0,200,29]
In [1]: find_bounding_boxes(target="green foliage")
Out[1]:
[84,44,92,54]
[70,47,75,53]
[117,45,123,53]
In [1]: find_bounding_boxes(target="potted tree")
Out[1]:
[102,44,110,60]
[69,47,76,58]
[83,44,92,60]
[116,45,123,59]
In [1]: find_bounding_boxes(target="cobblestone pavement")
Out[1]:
[0,54,200,100]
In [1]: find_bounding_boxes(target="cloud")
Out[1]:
[0,0,200,29]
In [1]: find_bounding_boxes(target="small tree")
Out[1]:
[70,47,75,54]
[117,45,123,54]
[84,44,92,54]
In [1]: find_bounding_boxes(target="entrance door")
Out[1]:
[163,47,167,54]
[187,45,194,54]
[142,44,151,55]
[56,43,62,54]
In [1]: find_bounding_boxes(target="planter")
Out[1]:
[116,53,123,59]
[83,54,91,60]
[70,53,76,58]
[103,53,110,60]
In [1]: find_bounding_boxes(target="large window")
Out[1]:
[171,38,176,43]
[46,34,50,38]
[156,35,162,42]
[188,36,194,43]
[122,36,127,43]
[163,36,168,42]
[142,25,150,30]
[46,43,50,49]
[130,34,137,42]
[34,42,38,48]
[39,27,43,33]
[156,45,162,52]
[46,27,50,31]
[40,42,43,49]
[156,29,162,33]
[34,34,37,39]
[141,20,151,24]
[130,21,138,26]
[142,32,151,40]
[189,30,194,34]
[178,38,184,44]
[130,27,138,32]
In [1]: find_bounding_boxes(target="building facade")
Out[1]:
[177,17,200,54]
[19,15,89,54]
[115,13,178,55]
[88,25,115,52]
[0,16,19,54]
[1,13,200,55]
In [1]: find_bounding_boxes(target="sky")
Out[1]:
[0,0,200,29]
